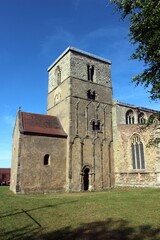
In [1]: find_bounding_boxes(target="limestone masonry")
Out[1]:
[10,47,160,193]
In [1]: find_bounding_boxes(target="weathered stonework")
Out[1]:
[112,101,159,187]
[10,47,159,194]
[10,111,67,193]
[47,47,113,191]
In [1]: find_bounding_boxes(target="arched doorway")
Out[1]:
[83,167,90,191]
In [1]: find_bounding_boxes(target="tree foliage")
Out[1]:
[111,0,160,101]
[140,112,160,147]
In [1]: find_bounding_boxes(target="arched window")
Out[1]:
[87,65,94,81]
[148,114,160,125]
[138,112,146,124]
[55,66,61,86]
[87,89,96,100]
[54,92,61,105]
[81,165,90,191]
[126,110,134,124]
[131,135,145,170]
[91,119,101,131]
[44,154,50,165]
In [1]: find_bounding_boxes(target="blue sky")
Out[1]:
[0,0,159,168]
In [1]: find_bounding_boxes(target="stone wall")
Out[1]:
[112,102,158,187]
[17,134,66,193]
[47,48,113,191]
[11,47,159,194]
[10,113,20,192]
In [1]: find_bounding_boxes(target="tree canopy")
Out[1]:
[111,0,160,101]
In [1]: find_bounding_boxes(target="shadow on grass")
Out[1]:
[0,201,77,240]
[0,205,53,219]
[2,218,160,240]
[1,225,41,240]
[0,200,77,219]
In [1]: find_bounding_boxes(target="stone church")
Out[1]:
[10,47,160,193]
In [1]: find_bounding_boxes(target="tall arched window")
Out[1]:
[138,112,146,124]
[87,65,94,81]
[126,110,134,124]
[55,66,61,86]
[131,135,145,170]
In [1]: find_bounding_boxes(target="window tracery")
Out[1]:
[131,135,145,170]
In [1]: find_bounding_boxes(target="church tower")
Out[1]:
[47,47,114,191]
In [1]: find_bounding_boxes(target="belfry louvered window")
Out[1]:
[131,135,145,170]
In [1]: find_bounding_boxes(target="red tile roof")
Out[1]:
[0,168,11,174]
[20,112,67,138]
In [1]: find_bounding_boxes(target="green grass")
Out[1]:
[0,187,160,240]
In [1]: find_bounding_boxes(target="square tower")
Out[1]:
[47,47,114,191]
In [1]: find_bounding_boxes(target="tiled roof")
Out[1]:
[20,112,67,138]
[0,168,11,174]
[114,100,159,113]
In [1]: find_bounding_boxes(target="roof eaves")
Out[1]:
[21,131,67,138]
[117,101,158,113]
[47,46,111,71]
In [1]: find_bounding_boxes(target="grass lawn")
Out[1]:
[0,187,160,240]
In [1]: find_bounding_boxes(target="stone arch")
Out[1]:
[148,113,160,125]
[82,137,93,167]
[85,101,96,122]
[138,112,146,124]
[130,132,143,142]
[54,92,61,105]
[81,165,92,191]
[126,109,135,124]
